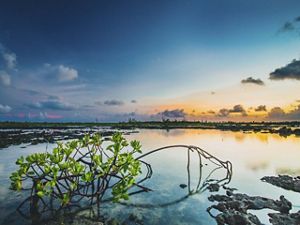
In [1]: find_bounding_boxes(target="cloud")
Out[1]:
[47,95,60,100]
[94,101,102,106]
[0,71,11,86]
[3,52,17,69]
[270,59,300,80]
[123,112,136,117]
[39,64,78,82]
[266,105,300,120]
[241,77,264,85]
[0,104,12,113]
[218,104,247,117]
[288,105,300,120]
[295,16,300,22]
[0,44,15,86]
[207,110,215,114]
[267,107,285,119]
[21,89,41,96]
[103,99,124,106]
[218,108,230,117]
[0,43,17,69]
[230,104,246,114]
[278,16,300,34]
[25,100,75,111]
[159,109,186,118]
[57,65,78,81]
[279,22,295,32]
[39,112,63,119]
[255,105,267,112]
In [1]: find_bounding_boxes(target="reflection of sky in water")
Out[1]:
[0,129,300,225]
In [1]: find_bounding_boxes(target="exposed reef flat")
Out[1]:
[0,121,299,149]
[0,128,133,149]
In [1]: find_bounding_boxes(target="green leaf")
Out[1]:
[37,191,44,198]
[61,193,70,206]
[16,156,24,165]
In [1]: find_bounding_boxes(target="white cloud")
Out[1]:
[0,43,17,69]
[0,104,12,113]
[0,71,11,86]
[25,100,76,111]
[3,52,17,69]
[57,65,78,81]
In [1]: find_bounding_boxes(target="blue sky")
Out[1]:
[1,0,300,121]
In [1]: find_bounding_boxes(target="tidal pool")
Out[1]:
[0,128,300,225]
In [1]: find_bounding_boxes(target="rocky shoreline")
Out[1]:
[0,128,134,149]
[208,175,300,225]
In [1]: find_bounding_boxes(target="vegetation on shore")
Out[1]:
[1,120,300,129]
[1,120,300,137]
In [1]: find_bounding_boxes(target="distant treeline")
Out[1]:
[0,120,299,129]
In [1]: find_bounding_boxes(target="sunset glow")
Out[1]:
[0,1,300,122]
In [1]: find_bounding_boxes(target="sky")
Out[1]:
[0,0,300,122]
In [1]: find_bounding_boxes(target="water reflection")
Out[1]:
[1,129,300,225]
[246,160,269,172]
[276,167,300,176]
[122,145,232,208]
[142,128,300,144]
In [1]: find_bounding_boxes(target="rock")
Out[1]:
[207,190,292,225]
[179,184,187,189]
[0,129,121,149]
[126,212,143,224]
[268,211,300,225]
[214,209,262,225]
[207,183,220,192]
[261,175,300,192]
[209,191,292,213]
[71,216,104,225]
[223,186,238,192]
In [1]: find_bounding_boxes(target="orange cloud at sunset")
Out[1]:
[140,80,300,121]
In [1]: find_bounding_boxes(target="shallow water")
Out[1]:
[0,128,300,225]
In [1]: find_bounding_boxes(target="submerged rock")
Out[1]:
[261,175,300,193]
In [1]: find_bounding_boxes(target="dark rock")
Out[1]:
[261,175,300,193]
[207,183,220,192]
[209,191,291,213]
[214,209,262,225]
[179,184,187,189]
[207,191,292,225]
[268,211,300,225]
[0,129,128,149]
[223,186,238,192]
